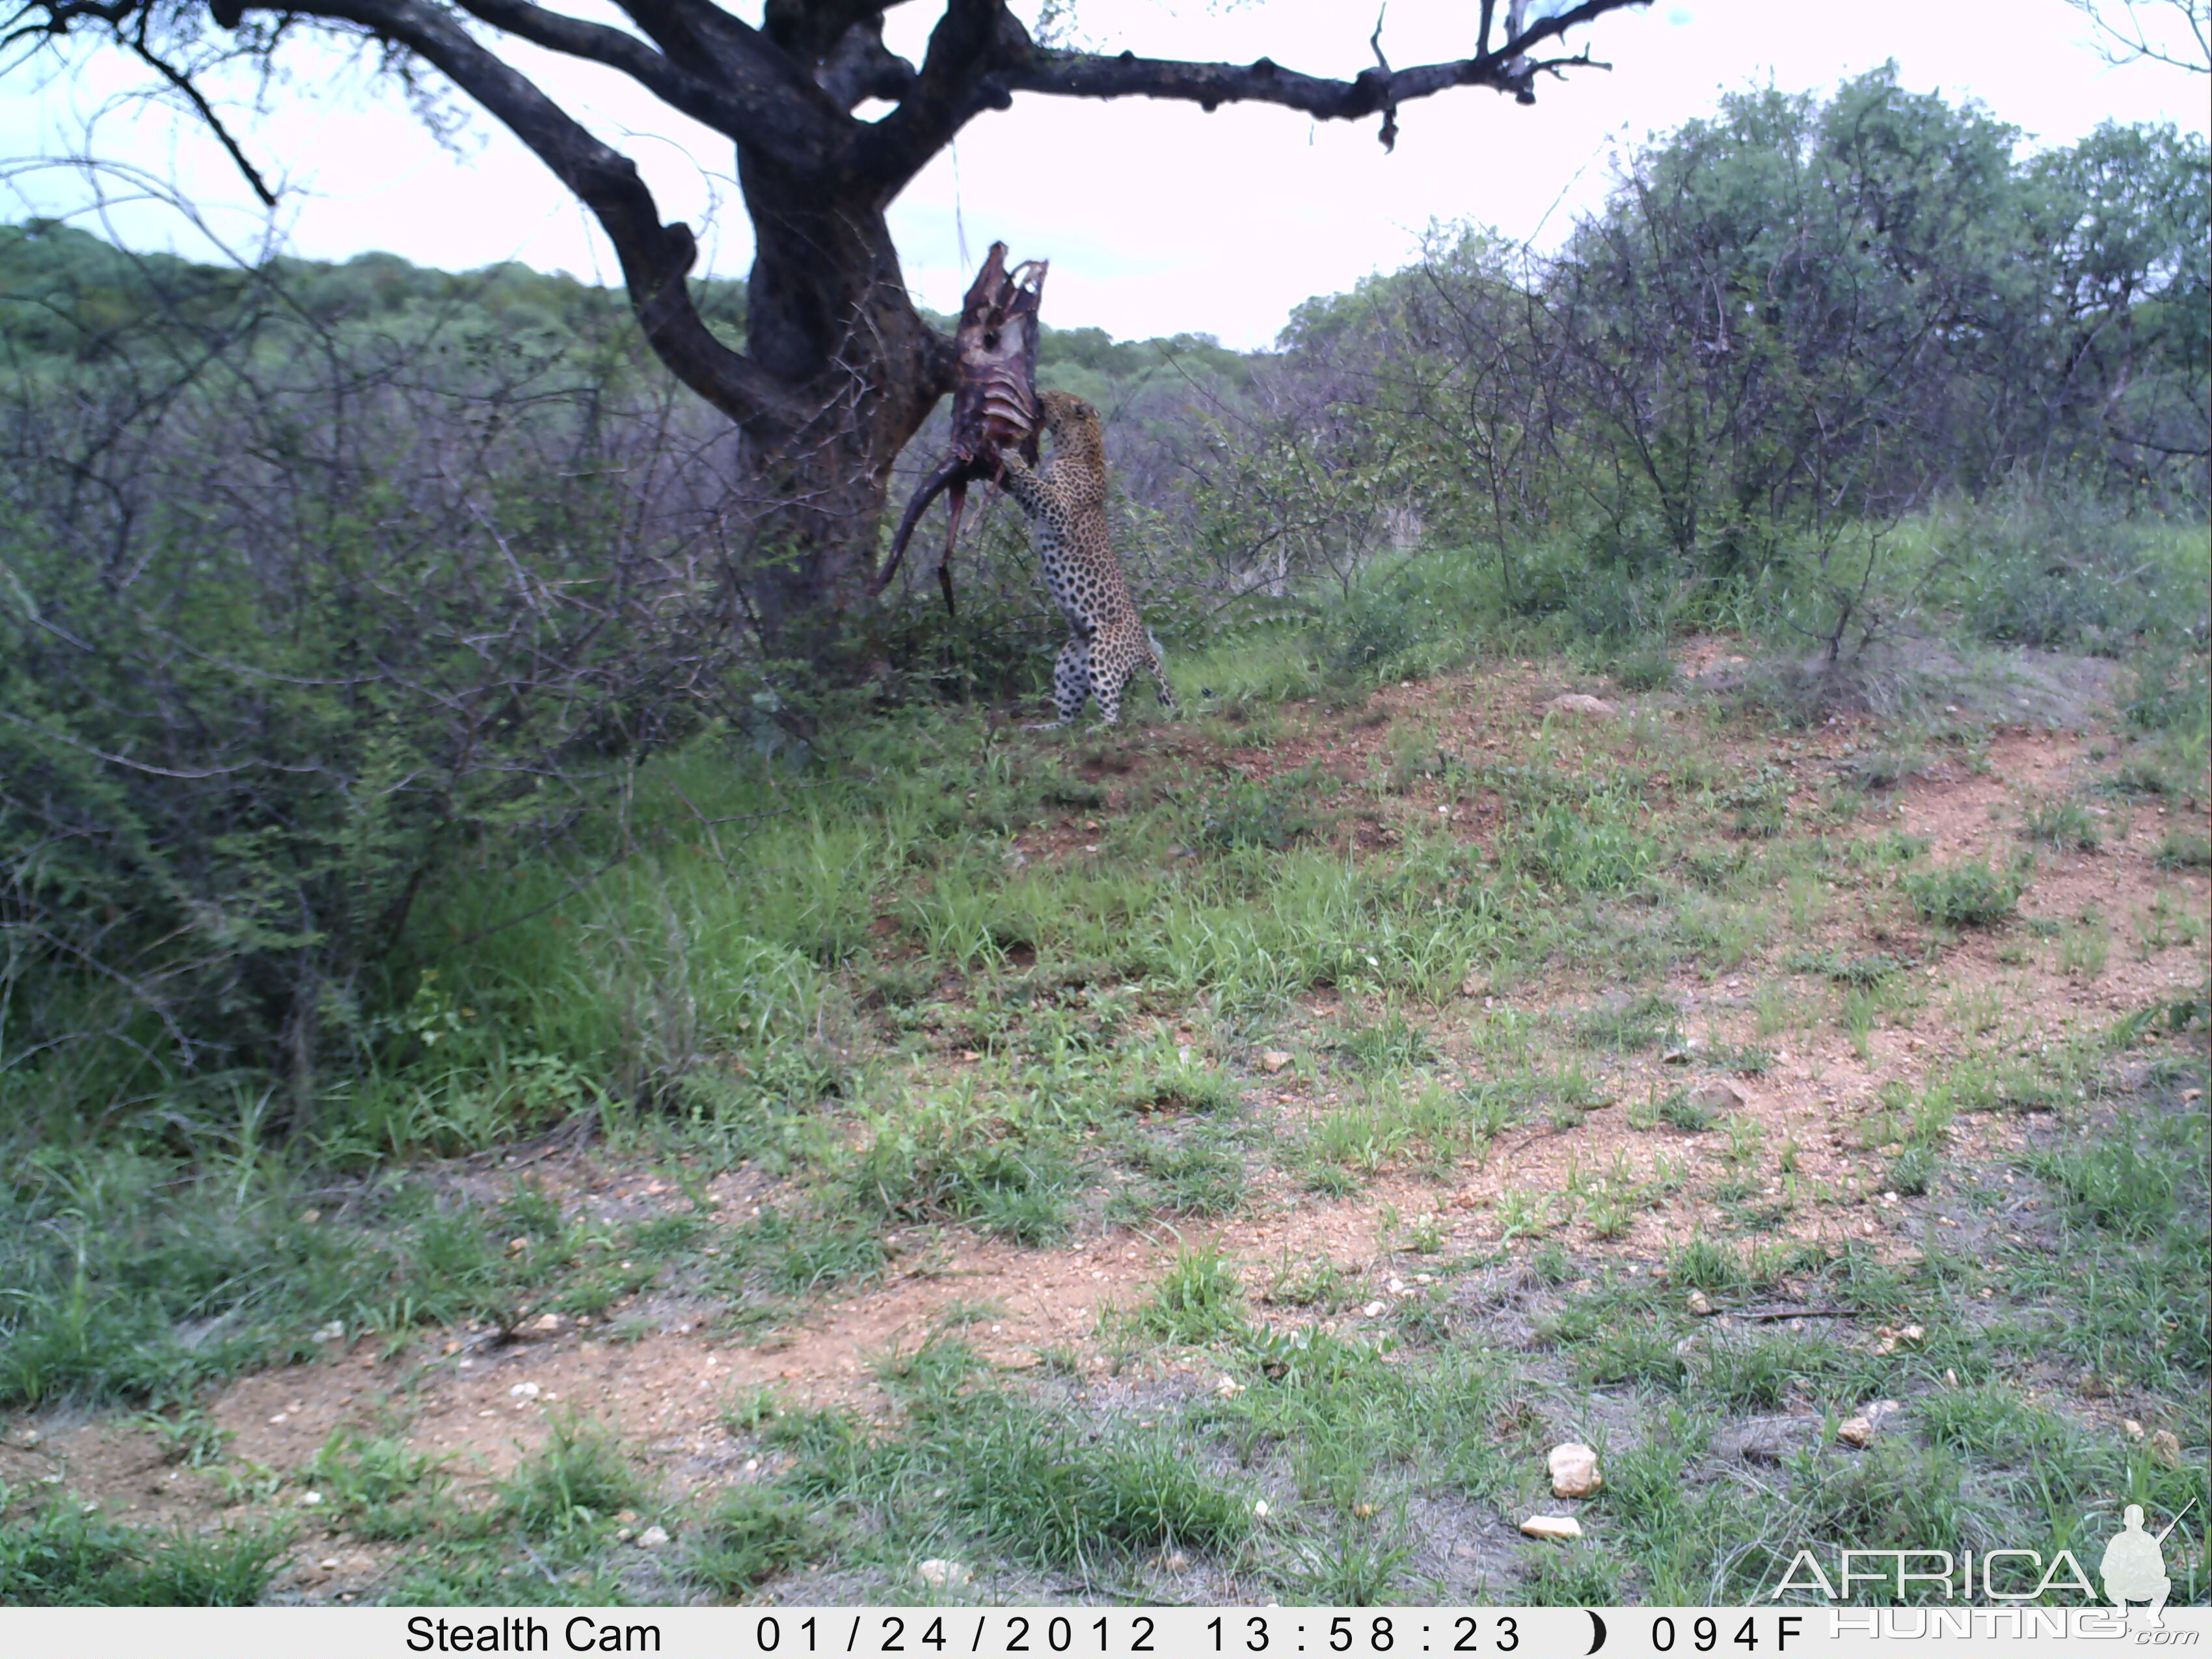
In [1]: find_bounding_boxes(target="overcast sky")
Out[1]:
[7,1,2207,348]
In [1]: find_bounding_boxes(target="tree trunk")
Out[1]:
[732,156,956,671]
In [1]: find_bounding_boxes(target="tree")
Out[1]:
[3,0,1649,672]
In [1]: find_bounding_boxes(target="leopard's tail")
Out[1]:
[1146,628,1178,714]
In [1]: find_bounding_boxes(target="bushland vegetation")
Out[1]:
[0,67,2205,1606]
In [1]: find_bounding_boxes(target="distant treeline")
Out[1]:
[1200,66,2208,606]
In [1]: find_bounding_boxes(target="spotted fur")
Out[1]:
[996,391,1176,727]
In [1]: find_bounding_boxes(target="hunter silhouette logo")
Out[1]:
[2101,1501,2190,1628]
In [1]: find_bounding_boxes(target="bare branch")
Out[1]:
[984,1,1644,146]
[2066,0,2210,72]
[123,36,277,206]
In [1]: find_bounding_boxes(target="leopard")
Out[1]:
[994,390,1176,727]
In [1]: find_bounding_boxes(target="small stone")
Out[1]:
[917,1559,973,1589]
[614,1528,632,1543]
[1260,1051,1292,1074]
[301,1490,324,1505]
[1253,1500,1270,1518]
[1214,1375,1244,1398]
[509,1382,541,1400]
[616,1509,639,1524]
[1839,1400,1901,1446]
[2150,1429,2182,1468]
[312,1321,345,1343]
[1688,1081,1744,1114]
[2124,1420,2145,1439]
[1161,1550,1190,1572]
[1686,1289,1714,1316]
[531,1313,563,1334]
[1544,694,1617,721]
[636,1526,671,1550]
[1362,1301,1388,1319]
[1548,1442,1603,1499]
[507,1236,531,1255]
[1520,1515,1583,1540]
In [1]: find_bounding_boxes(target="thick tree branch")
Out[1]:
[448,0,835,171]
[816,12,916,109]
[984,0,1644,142]
[856,0,1009,191]
[306,0,800,428]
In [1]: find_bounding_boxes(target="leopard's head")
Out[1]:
[1036,390,1105,471]
[1038,389,1101,442]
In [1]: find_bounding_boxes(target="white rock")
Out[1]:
[313,1321,345,1343]
[1362,1301,1388,1319]
[1548,1442,1604,1499]
[917,1559,973,1589]
[1520,1515,1584,1541]
[1260,1051,1292,1074]
[1686,1289,1714,1316]
[510,1381,541,1400]
[636,1526,671,1550]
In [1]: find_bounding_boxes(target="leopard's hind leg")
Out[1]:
[1094,643,1137,726]
[1047,634,1093,727]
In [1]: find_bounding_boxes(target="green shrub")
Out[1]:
[1904,860,2028,927]
[0,274,749,1116]
[0,1504,290,1605]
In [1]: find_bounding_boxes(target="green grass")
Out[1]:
[304,1429,452,1540]
[682,1488,824,1596]
[0,1504,291,1605]
[2021,801,2101,852]
[498,1416,650,1538]
[3,529,2205,1606]
[1903,859,2029,928]
[1133,1243,1249,1345]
